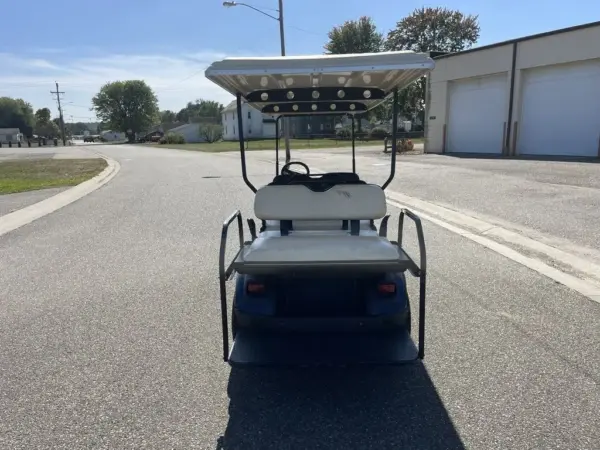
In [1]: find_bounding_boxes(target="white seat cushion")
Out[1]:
[254,184,386,221]
[240,229,401,263]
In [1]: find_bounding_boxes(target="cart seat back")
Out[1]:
[254,184,387,236]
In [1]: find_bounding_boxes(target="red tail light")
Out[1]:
[246,282,265,294]
[377,283,396,295]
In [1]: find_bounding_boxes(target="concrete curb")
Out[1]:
[0,155,121,237]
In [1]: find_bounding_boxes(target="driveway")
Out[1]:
[1,144,598,449]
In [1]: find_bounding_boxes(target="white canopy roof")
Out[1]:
[204,51,435,114]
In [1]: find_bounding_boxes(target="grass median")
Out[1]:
[0,158,108,195]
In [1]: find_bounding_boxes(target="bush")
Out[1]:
[335,126,352,140]
[159,132,185,144]
[398,138,414,152]
[369,127,388,140]
[199,124,223,143]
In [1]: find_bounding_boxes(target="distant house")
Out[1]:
[100,130,126,141]
[221,99,279,141]
[0,128,23,143]
[168,123,206,143]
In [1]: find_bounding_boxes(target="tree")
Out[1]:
[92,80,159,142]
[34,107,52,124]
[33,107,60,137]
[324,16,384,54]
[386,7,480,54]
[323,16,385,131]
[68,121,91,135]
[0,97,35,137]
[385,7,480,124]
[35,121,60,138]
[176,99,223,123]
[160,110,176,123]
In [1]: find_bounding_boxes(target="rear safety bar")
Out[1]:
[219,210,245,362]
[398,208,427,359]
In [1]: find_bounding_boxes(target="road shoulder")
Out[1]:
[0,155,120,237]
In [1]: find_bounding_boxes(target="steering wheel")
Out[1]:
[281,161,310,176]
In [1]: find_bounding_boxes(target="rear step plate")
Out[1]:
[228,330,418,366]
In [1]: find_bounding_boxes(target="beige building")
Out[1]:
[424,20,600,158]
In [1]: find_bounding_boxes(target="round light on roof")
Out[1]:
[273,106,279,112]
[292,104,299,111]
[349,104,356,110]
[286,77,294,86]
[311,104,318,111]
[260,92,269,101]
[337,90,345,99]
[260,77,268,87]
[330,104,336,110]
[312,90,320,99]
[286,91,294,100]
[363,74,371,84]
[338,76,346,84]
[363,90,372,99]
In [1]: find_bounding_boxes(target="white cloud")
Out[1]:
[0,50,241,121]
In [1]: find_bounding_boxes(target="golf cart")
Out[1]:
[205,51,435,366]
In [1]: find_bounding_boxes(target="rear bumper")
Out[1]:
[234,309,409,333]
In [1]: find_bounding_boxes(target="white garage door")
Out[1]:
[517,59,600,157]
[446,73,508,154]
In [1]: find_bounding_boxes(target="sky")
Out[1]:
[1,0,598,122]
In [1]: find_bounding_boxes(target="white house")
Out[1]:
[425,20,600,157]
[221,99,279,141]
[0,128,23,143]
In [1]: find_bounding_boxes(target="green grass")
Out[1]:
[0,158,108,195]
[152,137,422,153]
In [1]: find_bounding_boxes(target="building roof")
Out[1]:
[0,128,21,134]
[434,20,600,60]
[169,123,197,133]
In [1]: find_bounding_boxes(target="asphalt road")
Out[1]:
[255,149,600,255]
[1,144,599,449]
[0,187,70,216]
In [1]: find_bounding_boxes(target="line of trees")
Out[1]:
[0,97,103,139]
[323,7,480,125]
[90,79,226,143]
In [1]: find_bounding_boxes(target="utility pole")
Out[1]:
[278,0,291,163]
[50,82,67,145]
[223,0,291,163]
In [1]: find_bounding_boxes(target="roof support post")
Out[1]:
[236,93,257,193]
[275,116,282,176]
[351,115,356,173]
[381,88,399,190]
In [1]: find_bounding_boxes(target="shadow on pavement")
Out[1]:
[442,152,600,163]
[216,363,464,450]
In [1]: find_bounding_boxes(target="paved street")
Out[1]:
[242,149,600,261]
[1,144,599,449]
